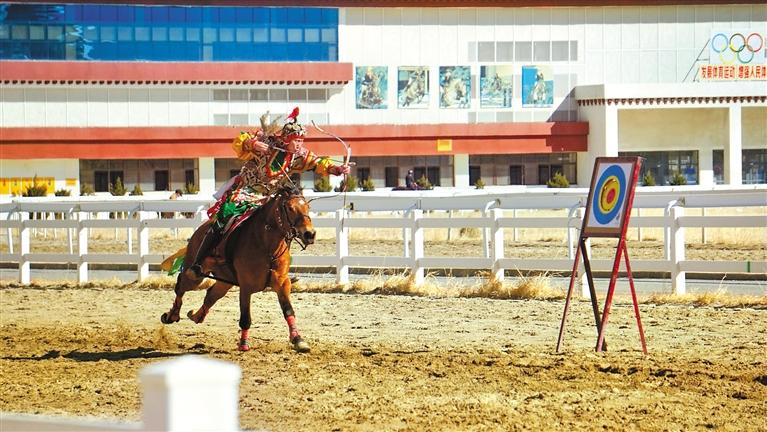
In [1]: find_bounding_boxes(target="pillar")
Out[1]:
[725,104,742,185]
[198,157,216,197]
[453,153,470,188]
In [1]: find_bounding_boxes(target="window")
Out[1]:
[469,165,481,186]
[94,171,109,192]
[414,166,441,187]
[713,150,724,185]
[620,151,698,185]
[155,170,169,191]
[509,165,525,185]
[185,169,196,188]
[356,167,371,181]
[743,148,767,184]
[385,166,399,188]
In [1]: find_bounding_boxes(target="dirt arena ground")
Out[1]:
[1,284,766,431]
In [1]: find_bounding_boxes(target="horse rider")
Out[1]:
[188,107,350,277]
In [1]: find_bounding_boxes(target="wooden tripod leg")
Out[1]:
[556,237,583,353]
[623,241,647,354]
[580,238,607,351]
[595,238,625,352]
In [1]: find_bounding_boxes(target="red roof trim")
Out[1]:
[1,123,588,159]
[0,61,353,85]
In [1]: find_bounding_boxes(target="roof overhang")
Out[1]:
[7,1,762,6]
[0,123,588,159]
[0,61,354,86]
[575,82,767,108]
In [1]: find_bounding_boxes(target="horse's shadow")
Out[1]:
[3,347,204,362]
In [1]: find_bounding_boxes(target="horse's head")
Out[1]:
[274,186,315,249]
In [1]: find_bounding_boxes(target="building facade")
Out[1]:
[1,1,765,196]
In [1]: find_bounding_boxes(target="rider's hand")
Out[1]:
[245,137,270,154]
[328,165,350,176]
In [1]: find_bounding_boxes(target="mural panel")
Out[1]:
[480,65,513,108]
[397,66,430,109]
[521,65,553,107]
[356,66,388,109]
[439,66,471,109]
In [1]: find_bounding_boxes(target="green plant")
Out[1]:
[54,188,71,196]
[314,176,332,192]
[474,178,485,189]
[80,183,95,196]
[109,177,127,196]
[416,175,433,190]
[546,172,570,188]
[669,171,687,186]
[361,177,375,191]
[22,175,48,197]
[642,170,656,186]
[184,182,199,194]
[335,175,358,192]
[130,184,143,196]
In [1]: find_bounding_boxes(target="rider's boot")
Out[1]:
[189,225,220,277]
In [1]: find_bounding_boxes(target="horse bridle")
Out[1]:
[272,193,312,251]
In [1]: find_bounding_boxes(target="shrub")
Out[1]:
[130,184,143,196]
[546,172,570,188]
[642,170,656,186]
[361,177,375,191]
[80,183,95,196]
[54,188,71,196]
[23,175,48,197]
[335,175,358,192]
[314,176,332,192]
[474,178,485,189]
[184,182,199,194]
[416,175,433,190]
[109,177,127,196]
[669,171,687,186]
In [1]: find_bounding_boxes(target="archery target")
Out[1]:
[585,161,635,233]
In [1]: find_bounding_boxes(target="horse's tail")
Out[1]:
[161,246,187,274]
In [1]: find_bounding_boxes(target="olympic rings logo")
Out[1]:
[711,32,764,64]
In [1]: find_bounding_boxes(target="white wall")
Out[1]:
[0,159,80,195]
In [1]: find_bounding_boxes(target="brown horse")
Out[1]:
[160,185,315,353]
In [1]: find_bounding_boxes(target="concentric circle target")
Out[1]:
[592,165,627,225]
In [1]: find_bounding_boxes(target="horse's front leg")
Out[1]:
[236,289,254,351]
[187,281,231,324]
[161,273,190,324]
[271,268,310,353]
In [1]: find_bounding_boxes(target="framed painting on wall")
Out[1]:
[439,66,471,109]
[480,65,513,108]
[356,66,388,109]
[397,66,429,109]
[521,65,553,107]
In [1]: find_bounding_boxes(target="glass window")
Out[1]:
[0,25,9,39]
[321,28,336,43]
[152,27,167,41]
[202,27,217,43]
[135,26,150,41]
[230,114,249,125]
[213,114,229,125]
[307,89,326,101]
[713,150,724,185]
[271,28,285,42]
[169,27,183,41]
[29,25,45,40]
[235,27,251,42]
[212,89,229,101]
[305,28,320,43]
[117,26,132,41]
[186,27,200,41]
[219,27,234,42]
[289,89,307,101]
[253,28,268,42]
[250,89,268,101]
[514,41,532,61]
[229,89,248,101]
[287,28,302,43]
[570,40,578,61]
[534,41,550,61]
[478,41,494,62]
[11,25,29,40]
[100,26,115,41]
[743,149,767,184]
[269,89,288,101]
[552,41,569,61]
[496,41,513,62]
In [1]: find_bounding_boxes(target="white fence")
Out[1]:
[1,355,241,432]
[1,186,765,295]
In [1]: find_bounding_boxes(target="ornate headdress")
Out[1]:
[280,107,306,140]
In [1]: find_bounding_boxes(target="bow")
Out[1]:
[311,121,351,189]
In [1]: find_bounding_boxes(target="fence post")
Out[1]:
[410,209,424,285]
[78,216,89,284]
[670,205,686,295]
[138,211,150,282]
[19,211,30,284]
[491,208,504,281]
[140,355,241,432]
[336,209,349,285]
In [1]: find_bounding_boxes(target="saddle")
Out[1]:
[210,206,260,261]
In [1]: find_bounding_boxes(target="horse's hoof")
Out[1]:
[291,336,311,353]
[187,310,201,323]
[160,312,178,324]
[238,339,250,352]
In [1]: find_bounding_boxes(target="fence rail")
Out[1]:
[2,186,765,295]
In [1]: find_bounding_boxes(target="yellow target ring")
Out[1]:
[598,176,620,214]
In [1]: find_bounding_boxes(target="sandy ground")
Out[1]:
[1,286,766,431]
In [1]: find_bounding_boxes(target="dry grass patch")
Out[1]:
[645,290,767,308]
[461,272,565,300]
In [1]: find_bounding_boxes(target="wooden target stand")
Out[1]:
[556,156,647,354]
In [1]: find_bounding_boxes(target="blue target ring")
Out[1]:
[592,165,627,225]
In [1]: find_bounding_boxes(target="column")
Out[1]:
[198,157,216,197]
[576,103,618,186]
[453,153,470,188]
[698,146,714,186]
[725,104,742,185]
